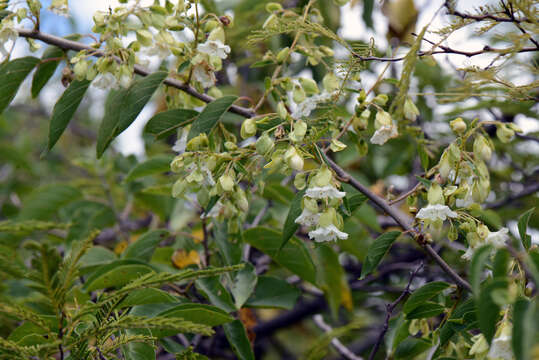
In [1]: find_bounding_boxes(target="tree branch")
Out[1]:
[313,314,363,360]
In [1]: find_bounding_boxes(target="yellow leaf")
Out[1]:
[191,228,204,243]
[340,277,353,311]
[171,249,200,269]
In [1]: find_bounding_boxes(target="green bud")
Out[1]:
[496,124,514,143]
[450,117,467,134]
[284,146,304,171]
[427,183,445,205]
[234,187,249,212]
[290,120,308,142]
[277,101,288,119]
[448,224,458,241]
[276,47,290,63]
[224,141,237,150]
[353,109,370,131]
[265,2,283,12]
[208,27,225,43]
[330,138,347,152]
[473,135,492,161]
[208,87,223,99]
[240,118,257,139]
[293,84,306,103]
[373,94,388,106]
[186,133,209,151]
[322,72,340,93]
[403,97,419,122]
[73,60,89,81]
[150,5,168,15]
[255,133,274,155]
[136,29,153,47]
[357,89,367,103]
[374,110,392,129]
[477,224,489,239]
[219,173,235,192]
[204,20,219,32]
[299,78,319,96]
[466,232,480,248]
[294,172,307,190]
[319,45,334,57]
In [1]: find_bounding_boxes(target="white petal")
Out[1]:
[305,186,345,199]
[294,208,320,227]
[487,335,513,360]
[485,228,509,248]
[370,125,398,145]
[308,224,348,242]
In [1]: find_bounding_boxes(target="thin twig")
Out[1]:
[367,262,424,360]
[313,314,364,360]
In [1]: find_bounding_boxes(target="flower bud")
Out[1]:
[276,47,290,63]
[448,224,458,241]
[373,94,388,106]
[293,84,306,103]
[427,183,444,205]
[208,27,225,43]
[234,187,249,212]
[322,72,340,93]
[507,123,523,133]
[450,117,467,134]
[496,124,514,143]
[277,101,288,119]
[319,45,334,57]
[219,173,235,192]
[240,118,257,139]
[224,141,237,150]
[285,146,304,171]
[403,97,419,122]
[477,224,489,239]
[265,2,283,12]
[136,29,153,47]
[290,120,307,142]
[294,172,306,190]
[473,135,492,161]
[472,179,489,203]
[299,77,319,96]
[374,110,392,129]
[186,133,209,151]
[330,138,347,152]
[255,133,274,155]
[73,60,89,81]
[204,20,219,32]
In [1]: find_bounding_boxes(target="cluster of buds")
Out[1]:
[294,166,348,242]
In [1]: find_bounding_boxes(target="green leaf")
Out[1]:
[122,342,155,360]
[315,244,351,316]
[262,183,295,205]
[362,0,374,28]
[244,227,317,284]
[79,246,117,273]
[0,57,39,113]
[281,189,306,250]
[195,276,236,313]
[512,297,535,360]
[246,276,300,310]
[403,281,450,314]
[518,208,535,250]
[213,221,241,266]
[125,155,174,182]
[477,278,506,344]
[123,230,168,262]
[144,109,198,139]
[342,193,367,216]
[250,60,275,68]
[439,299,476,345]
[223,320,255,360]
[230,263,258,309]
[118,288,177,308]
[83,260,155,291]
[470,245,493,297]
[405,302,445,319]
[492,248,510,279]
[360,231,401,279]
[157,303,234,327]
[48,79,91,150]
[394,338,432,359]
[97,71,167,157]
[19,185,82,220]
[417,143,429,171]
[187,95,238,141]
[31,47,64,98]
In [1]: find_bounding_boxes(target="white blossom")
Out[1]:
[294,208,320,227]
[485,228,509,247]
[305,185,345,199]
[192,63,216,88]
[461,247,475,261]
[308,224,348,242]
[172,129,188,154]
[416,204,458,221]
[292,92,334,119]
[197,40,231,59]
[487,334,513,360]
[370,124,398,145]
[92,72,118,90]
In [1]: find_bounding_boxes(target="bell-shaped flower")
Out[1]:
[487,320,513,360]
[192,62,216,88]
[197,40,231,59]
[416,204,457,222]
[308,224,348,242]
[295,208,320,227]
[92,72,118,90]
[370,124,398,145]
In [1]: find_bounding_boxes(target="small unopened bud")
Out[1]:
[294,172,306,190]
[240,118,257,139]
[373,94,388,106]
[496,124,514,143]
[208,27,225,43]
[290,120,307,142]
[403,97,419,122]
[323,73,339,93]
[374,110,392,129]
[450,117,467,134]
[448,224,458,241]
[477,224,489,239]
[330,138,347,152]
[299,78,319,96]
[234,187,249,212]
[276,47,290,63]
[285,147,303,171]
[293,84,306,103]
[204,20,219,32]
[473,135,492,161]
[73,60,89,80]
[277,101,288,119]
[186,133,209,151]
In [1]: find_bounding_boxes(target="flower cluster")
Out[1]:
[295,166,348,242]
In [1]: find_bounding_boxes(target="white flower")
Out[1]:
[487,334,513,360]
[455,189,474,208]
[370,124,398,145]
[292,92,334,119]
[92,72,118,90]
[294,208,320,227]
[197,40,231,59]
[305,185,345,199]
[172,129,188,154]
[485,228,509,248]
[144,43,170,61]
[308,224,348,242]
[192,63,216,88]
[461,247,475,261]
[416,204,458,221]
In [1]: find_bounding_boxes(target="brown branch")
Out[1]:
[445,0,530,23]
[485,181,539,209]
[313,314,363,360]
[16,29,256,119]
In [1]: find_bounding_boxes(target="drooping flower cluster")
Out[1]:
[295,166,348,242]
